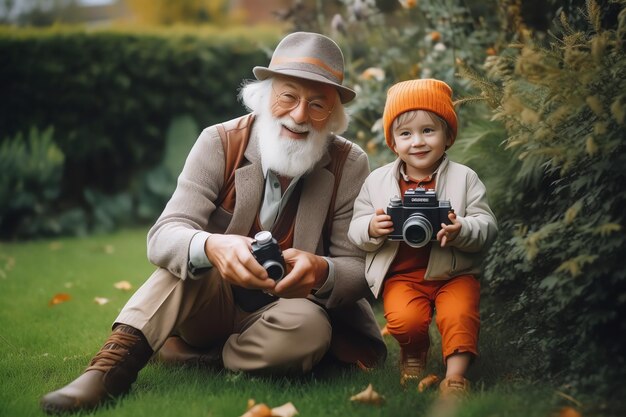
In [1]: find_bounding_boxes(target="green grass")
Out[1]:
[0,229,595,417]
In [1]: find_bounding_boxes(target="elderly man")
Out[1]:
[40,32,387,414]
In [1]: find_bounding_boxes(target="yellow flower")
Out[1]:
[366,139,378,154]
[585,95,604,117]
[585,135,598,156]
[610,98,625,124]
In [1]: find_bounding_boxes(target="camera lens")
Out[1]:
[263,260,285,281]
[402,214,433,248]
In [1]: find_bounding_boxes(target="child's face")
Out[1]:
[392,110,451,179]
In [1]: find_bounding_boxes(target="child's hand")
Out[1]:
[437,210,461,247]
[369,208,394,238]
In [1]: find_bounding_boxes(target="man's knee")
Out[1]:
[223,299,331,373]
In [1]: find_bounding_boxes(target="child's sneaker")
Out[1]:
[438,375,470,400]
[399,348,427,387]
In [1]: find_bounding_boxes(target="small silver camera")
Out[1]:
[251,231,286,281]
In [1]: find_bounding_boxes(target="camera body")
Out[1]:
[387,188,452,248]
[251,231,286,281]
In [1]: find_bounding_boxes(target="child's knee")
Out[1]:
[386,310,430,339]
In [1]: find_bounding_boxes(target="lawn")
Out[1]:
[0,228,587,417]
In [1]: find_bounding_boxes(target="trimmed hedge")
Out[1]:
[0,25,281,238]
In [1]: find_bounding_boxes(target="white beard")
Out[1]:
[256,110,330,178]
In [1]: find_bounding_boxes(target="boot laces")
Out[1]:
[86,331,140,372]
[401,350,426,375]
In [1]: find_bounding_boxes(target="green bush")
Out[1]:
[0,25,280,238]
[0,127,69,238]
[460,0,626,394]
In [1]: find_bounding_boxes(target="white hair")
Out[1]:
[237,78,351,177]
[238,78,350,135]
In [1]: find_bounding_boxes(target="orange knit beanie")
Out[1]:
[383,79,457,150]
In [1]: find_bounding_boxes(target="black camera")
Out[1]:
[387,188,452,248]
[251,231,286,281]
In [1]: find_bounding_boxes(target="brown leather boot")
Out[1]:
[40,325,153,414]
[399,348,428,387]
[154,336,222,368]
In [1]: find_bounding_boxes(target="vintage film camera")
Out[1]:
[251,231,286,281]
[387,188,453,248]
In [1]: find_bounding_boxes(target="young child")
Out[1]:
[348,79,498,398]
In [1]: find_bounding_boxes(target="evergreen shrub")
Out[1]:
[462,0,626,395]
[0,26,280,238]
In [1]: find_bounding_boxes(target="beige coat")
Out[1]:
[348,157,498,298]
[144,114,387,364]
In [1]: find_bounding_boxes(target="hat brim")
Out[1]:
[253,66,356,104]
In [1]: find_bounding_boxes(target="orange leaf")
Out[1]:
[240,403,272,417]
[418,374,440,392]
[49,293,71,306]
[113,280,132,291]
[558,406,582,417]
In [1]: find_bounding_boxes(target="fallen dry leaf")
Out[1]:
[48,293,71,306]
[418,374,440,392]
[103,244,115,254]
[240,403,272,417]
[48,241,62,251]
[270,402,298,417]
[557,406,582,417]
[113,280,132,291]
[350,383,385,406]
[93,297,110,305]
[241,399,299,417]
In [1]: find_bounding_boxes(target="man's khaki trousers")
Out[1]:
[115,267,332,373]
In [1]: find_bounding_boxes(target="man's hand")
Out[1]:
[437,211,461,247]
[272,248,328,298]
[204,234,276,291]
[369,208,394,238]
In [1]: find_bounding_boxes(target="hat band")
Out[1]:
[269,56,343,83]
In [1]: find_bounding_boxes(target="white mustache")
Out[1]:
[279,118,312,134]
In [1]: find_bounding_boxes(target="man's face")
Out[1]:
[256,76,339,178]
[270,77,337,139]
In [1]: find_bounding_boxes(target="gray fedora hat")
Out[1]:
[253,31,356,103]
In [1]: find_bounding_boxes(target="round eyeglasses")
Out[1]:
[273,88,334,122]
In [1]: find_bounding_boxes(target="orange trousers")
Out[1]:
[382,274,480,362]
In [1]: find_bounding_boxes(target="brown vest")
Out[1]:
[215,114,352,311]
[231,181,303,312]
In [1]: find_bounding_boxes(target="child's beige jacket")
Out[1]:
[348,156,498,298]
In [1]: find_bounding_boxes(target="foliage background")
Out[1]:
[0,25,281,238]
[1,0,625,413]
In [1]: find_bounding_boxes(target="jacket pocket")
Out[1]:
[365,252,379,287]
[450,248,457,273]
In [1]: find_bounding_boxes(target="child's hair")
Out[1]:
[383,79,457,151]
[391,110,455,145]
